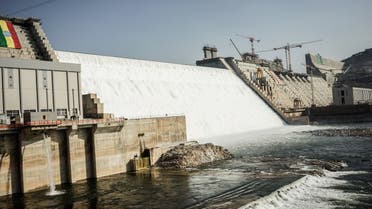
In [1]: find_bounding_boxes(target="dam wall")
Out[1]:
[56,51,283,139]
[0,116,186,196]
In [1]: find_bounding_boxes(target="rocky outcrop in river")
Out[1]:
[156,142,233,168]
[304,128,372,138]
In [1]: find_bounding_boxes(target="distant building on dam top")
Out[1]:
[196,44,372,123]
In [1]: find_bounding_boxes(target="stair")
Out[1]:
[82,93,113,119]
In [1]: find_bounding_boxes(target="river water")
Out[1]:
[1,125,371,209]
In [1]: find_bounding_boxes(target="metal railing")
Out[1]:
[60,117,126,126]
[0,114,185,130]
[125,113,185,120]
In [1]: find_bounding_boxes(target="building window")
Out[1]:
[40,109,52,112]
[6,110,19,118]
[57,109,67,116]
[341,97,345,104]
[24,109,36,113]
[341,90,345,96]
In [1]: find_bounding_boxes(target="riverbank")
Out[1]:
[303,127,372,137]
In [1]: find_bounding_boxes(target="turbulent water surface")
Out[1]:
[1,125,372,209]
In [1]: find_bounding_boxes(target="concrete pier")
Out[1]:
[0,116,186,196]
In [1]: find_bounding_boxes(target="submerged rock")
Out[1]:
[155,142,233,168]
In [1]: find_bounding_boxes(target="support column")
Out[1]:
[35,69,39,112]
[1,67,5,114]
[59,130,71,184]
[18,69,23,117]
[68,126,97,182]
[51,71,56,112]
[10,132,24,194]
[85,126,97,179]
[66,72,70,117]
[77,72,82,118]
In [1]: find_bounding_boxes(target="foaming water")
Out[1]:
[45,190,65,196]
[56,51,283,139]
[240,170,371,209]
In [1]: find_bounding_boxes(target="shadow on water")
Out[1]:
[329,171,372,209]
[0,168,300,209]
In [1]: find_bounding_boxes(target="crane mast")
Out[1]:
[236,34,260,57]
[229,38,244,60]
[258,40,322,72]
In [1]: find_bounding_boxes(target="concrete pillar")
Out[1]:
[68,126,97,181]
[18,68,23,117]
[58,130,71,184]
[66,72,70,118]
[85,126,97,179]
[12,133,23,194]
[1,67,5,114]
[35,69,39,112]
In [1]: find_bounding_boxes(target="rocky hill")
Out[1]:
[338,48,372,88]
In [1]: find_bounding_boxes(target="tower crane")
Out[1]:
[257,40,322,72]
[236,34,260,57]
[229,38,244,60]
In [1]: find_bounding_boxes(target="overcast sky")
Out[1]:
[1,0,372,72]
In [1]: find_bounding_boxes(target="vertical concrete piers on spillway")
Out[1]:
[0,116,186,196]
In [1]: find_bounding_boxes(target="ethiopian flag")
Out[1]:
[0,20,21,49]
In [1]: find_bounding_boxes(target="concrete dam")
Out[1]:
[56,51,284,139]
[0,16,284,196]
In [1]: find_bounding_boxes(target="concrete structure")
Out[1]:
[0,17,82,120]
[305,53,343,86]
[0,16,188,197]
[333,85,372,105]
[197,55,333,124]
[23,112,57,124]
[202,46,218,59]
[58,51,283,139]
[0,58,82,120]
[82,93,113,119]
[0,116,186,196]
[309,104,372,124]
[0,16,58,61]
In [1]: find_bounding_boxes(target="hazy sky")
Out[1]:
[1,0,372,72]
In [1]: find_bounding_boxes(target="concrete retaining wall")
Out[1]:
[309,104,372,124]
[0,116,186,196]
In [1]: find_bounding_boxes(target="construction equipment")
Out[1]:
[257,40,322,72]
[236,34,260,56]
[229,38,244,60]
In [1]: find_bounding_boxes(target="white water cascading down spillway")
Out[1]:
[43,133,64,196]
[57,51,284,139]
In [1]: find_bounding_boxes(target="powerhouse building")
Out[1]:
[0,16,82,120]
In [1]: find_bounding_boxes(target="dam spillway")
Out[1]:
[56,51,284,139]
